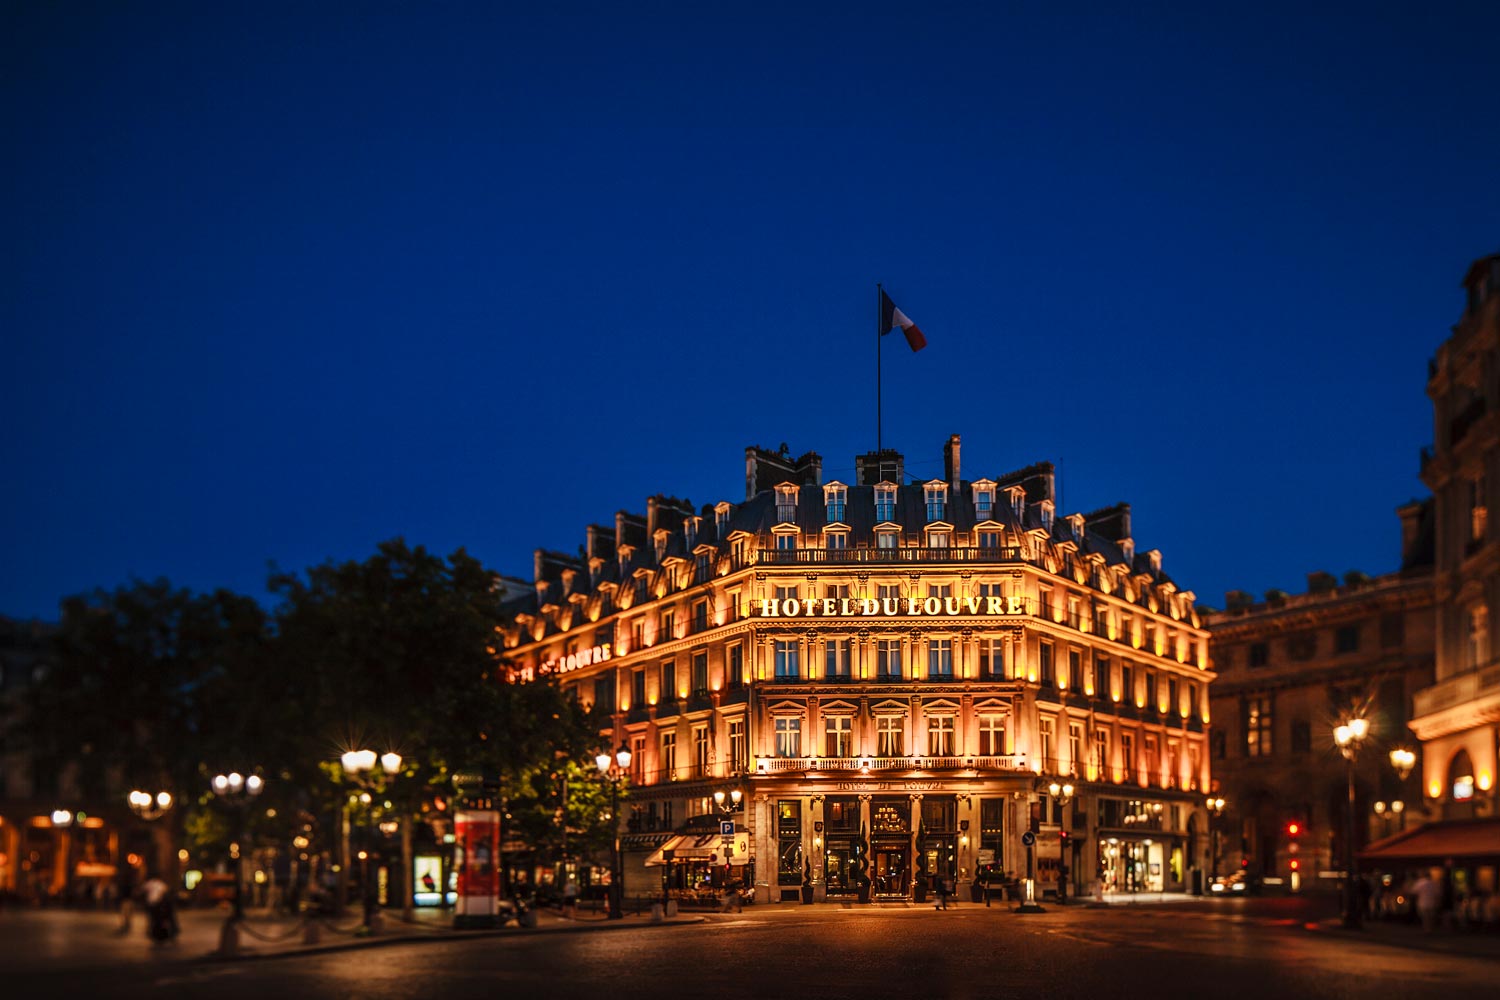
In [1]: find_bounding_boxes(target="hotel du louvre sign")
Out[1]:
[756,595,1028,619]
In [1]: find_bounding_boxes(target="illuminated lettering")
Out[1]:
[761,599,779,617]
[986,597,1003,614]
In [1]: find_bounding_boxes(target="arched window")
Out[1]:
[1447,748,1475,801]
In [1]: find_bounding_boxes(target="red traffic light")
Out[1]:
[1289,859,1300,871]
[1286,821,1300,836]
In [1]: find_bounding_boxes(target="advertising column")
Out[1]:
[453,809,500,928]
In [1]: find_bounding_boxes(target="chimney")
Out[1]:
[586,524,615,562]
[745,444,800,500]
[1307,571,1338,594]
[854,449,905,486]
[943,435,961,492]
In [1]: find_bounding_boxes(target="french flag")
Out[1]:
[879,290,927,352]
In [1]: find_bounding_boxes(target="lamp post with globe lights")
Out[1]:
[1047,781,1074,905]
[210,770,264,956]
[1333,716,1369,929]
[341,748,403,930]
[594,744,632,920]
[1205,796,1226,887]
[1390,748,1417,831]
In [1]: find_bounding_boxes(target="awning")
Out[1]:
[644,831,749,867]
[1358,818,1500,866]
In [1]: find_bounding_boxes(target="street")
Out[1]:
[2,896,1494,999]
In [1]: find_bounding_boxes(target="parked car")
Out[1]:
[1210,872,1251,894]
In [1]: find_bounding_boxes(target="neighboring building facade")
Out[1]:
[1203,511,1435,889]
[1410,252,1500,819]
[501,437,1215,904]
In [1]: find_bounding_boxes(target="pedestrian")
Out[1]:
[139,873,177,945]
[114,864,138,936]
[1413,872,1441,933]
[933,874,948,910]
[562,877,579,919]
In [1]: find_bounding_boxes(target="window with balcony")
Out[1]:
[1067,723,1083,775]
[776,532,796,551]
[776,486,798,524]
[692,651,708,695]
[1121,732,1135,774]
[826,584,851,600]
[928,584,953,599]
[696,551,711,580]
[927,529,951,549]
[825,716,853,757]
[874,485,897,522]
[877,716,904,756]
[728,643,744,688]
[661,609,676,642]
[925,483,947,522]
[928,638,954,679]
[632,668,646,708]
[825,483,847,523]
[1038,716,1055,770]
[660,660,677,702]
[1094,657,1109,698]
[660,731,677,779]
[1143,734,1159,778]
[825,639,852,679]
[774,640,800,680]
[975,488,994,519]
[876,530,898,550]
[775,585,798,603]
[1121,662,1134,702]
[927,715,955,756]
[1039,642,1054,686]
[775,717,802,757]
[979,638,1003,679]
[878,584,901,601]
[827,531,848,550]
[1066,649,1082,691]
[728,718,748,772]
[693,723,709,776]
[877,639,903,680]
[691,599,708,633]
[1093,729,1109,777]
[978,714,1006,755]
[977,529,1002,549]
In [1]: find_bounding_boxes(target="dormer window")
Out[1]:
[974,487,994,519]
[1007,486,1026,518]
[875,528,899,550]
[715,503,731,534]
[654,531,670,562]
[1039,500,1055,530]
[684,518,697,549]
[826,528,849,550]
[924,482,947,522]
[775,485,799,524]
[824,482,847,523]
[875,484,897,522]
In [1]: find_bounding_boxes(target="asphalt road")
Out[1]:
[4,898,1493,1000]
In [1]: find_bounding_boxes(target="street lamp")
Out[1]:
[210,770,265,956]
[1205,796,1226,888]
[128,790,173,822]
[594,744,632,920]
[1333,716,1368,929]
[1047,782,1074,906]
[342,748,402,931]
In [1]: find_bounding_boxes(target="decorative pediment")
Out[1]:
[819,699,859,715]
[767,699,807,717]
[870,698,910,716]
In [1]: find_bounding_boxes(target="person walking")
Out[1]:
[114,864,138,936]
[933,873,949,910]
[1413,872,1441,933]
[140,873,177,945]
[562,877,579,919]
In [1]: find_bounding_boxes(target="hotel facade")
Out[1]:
[500,437,1215,904]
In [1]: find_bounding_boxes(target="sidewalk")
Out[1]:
[1309,916,1500,963]
[0,903,703,970]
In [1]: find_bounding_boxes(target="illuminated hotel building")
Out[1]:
[501,437,1214,903]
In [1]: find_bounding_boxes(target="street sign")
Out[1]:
[1021,830,1036,847]
[720,820,734,837]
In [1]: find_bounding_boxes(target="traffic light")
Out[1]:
[1060,830,1070,848]
[1289,859,1300,871]
[1285,820,1300,837]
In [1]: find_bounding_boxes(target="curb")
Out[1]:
[190,915,709,965]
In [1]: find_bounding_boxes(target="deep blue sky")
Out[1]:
[4,2,1498,621]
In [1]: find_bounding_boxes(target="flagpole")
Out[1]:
[876,282,883,456]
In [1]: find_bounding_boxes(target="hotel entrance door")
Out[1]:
[873,846,908,897]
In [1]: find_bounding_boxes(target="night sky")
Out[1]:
[4,3,1498,621]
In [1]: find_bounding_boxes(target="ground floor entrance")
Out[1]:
[872,844,909,897]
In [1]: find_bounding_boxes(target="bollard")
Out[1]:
[649,903,663,924]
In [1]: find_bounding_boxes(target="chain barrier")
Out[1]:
[233,917,317,943]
